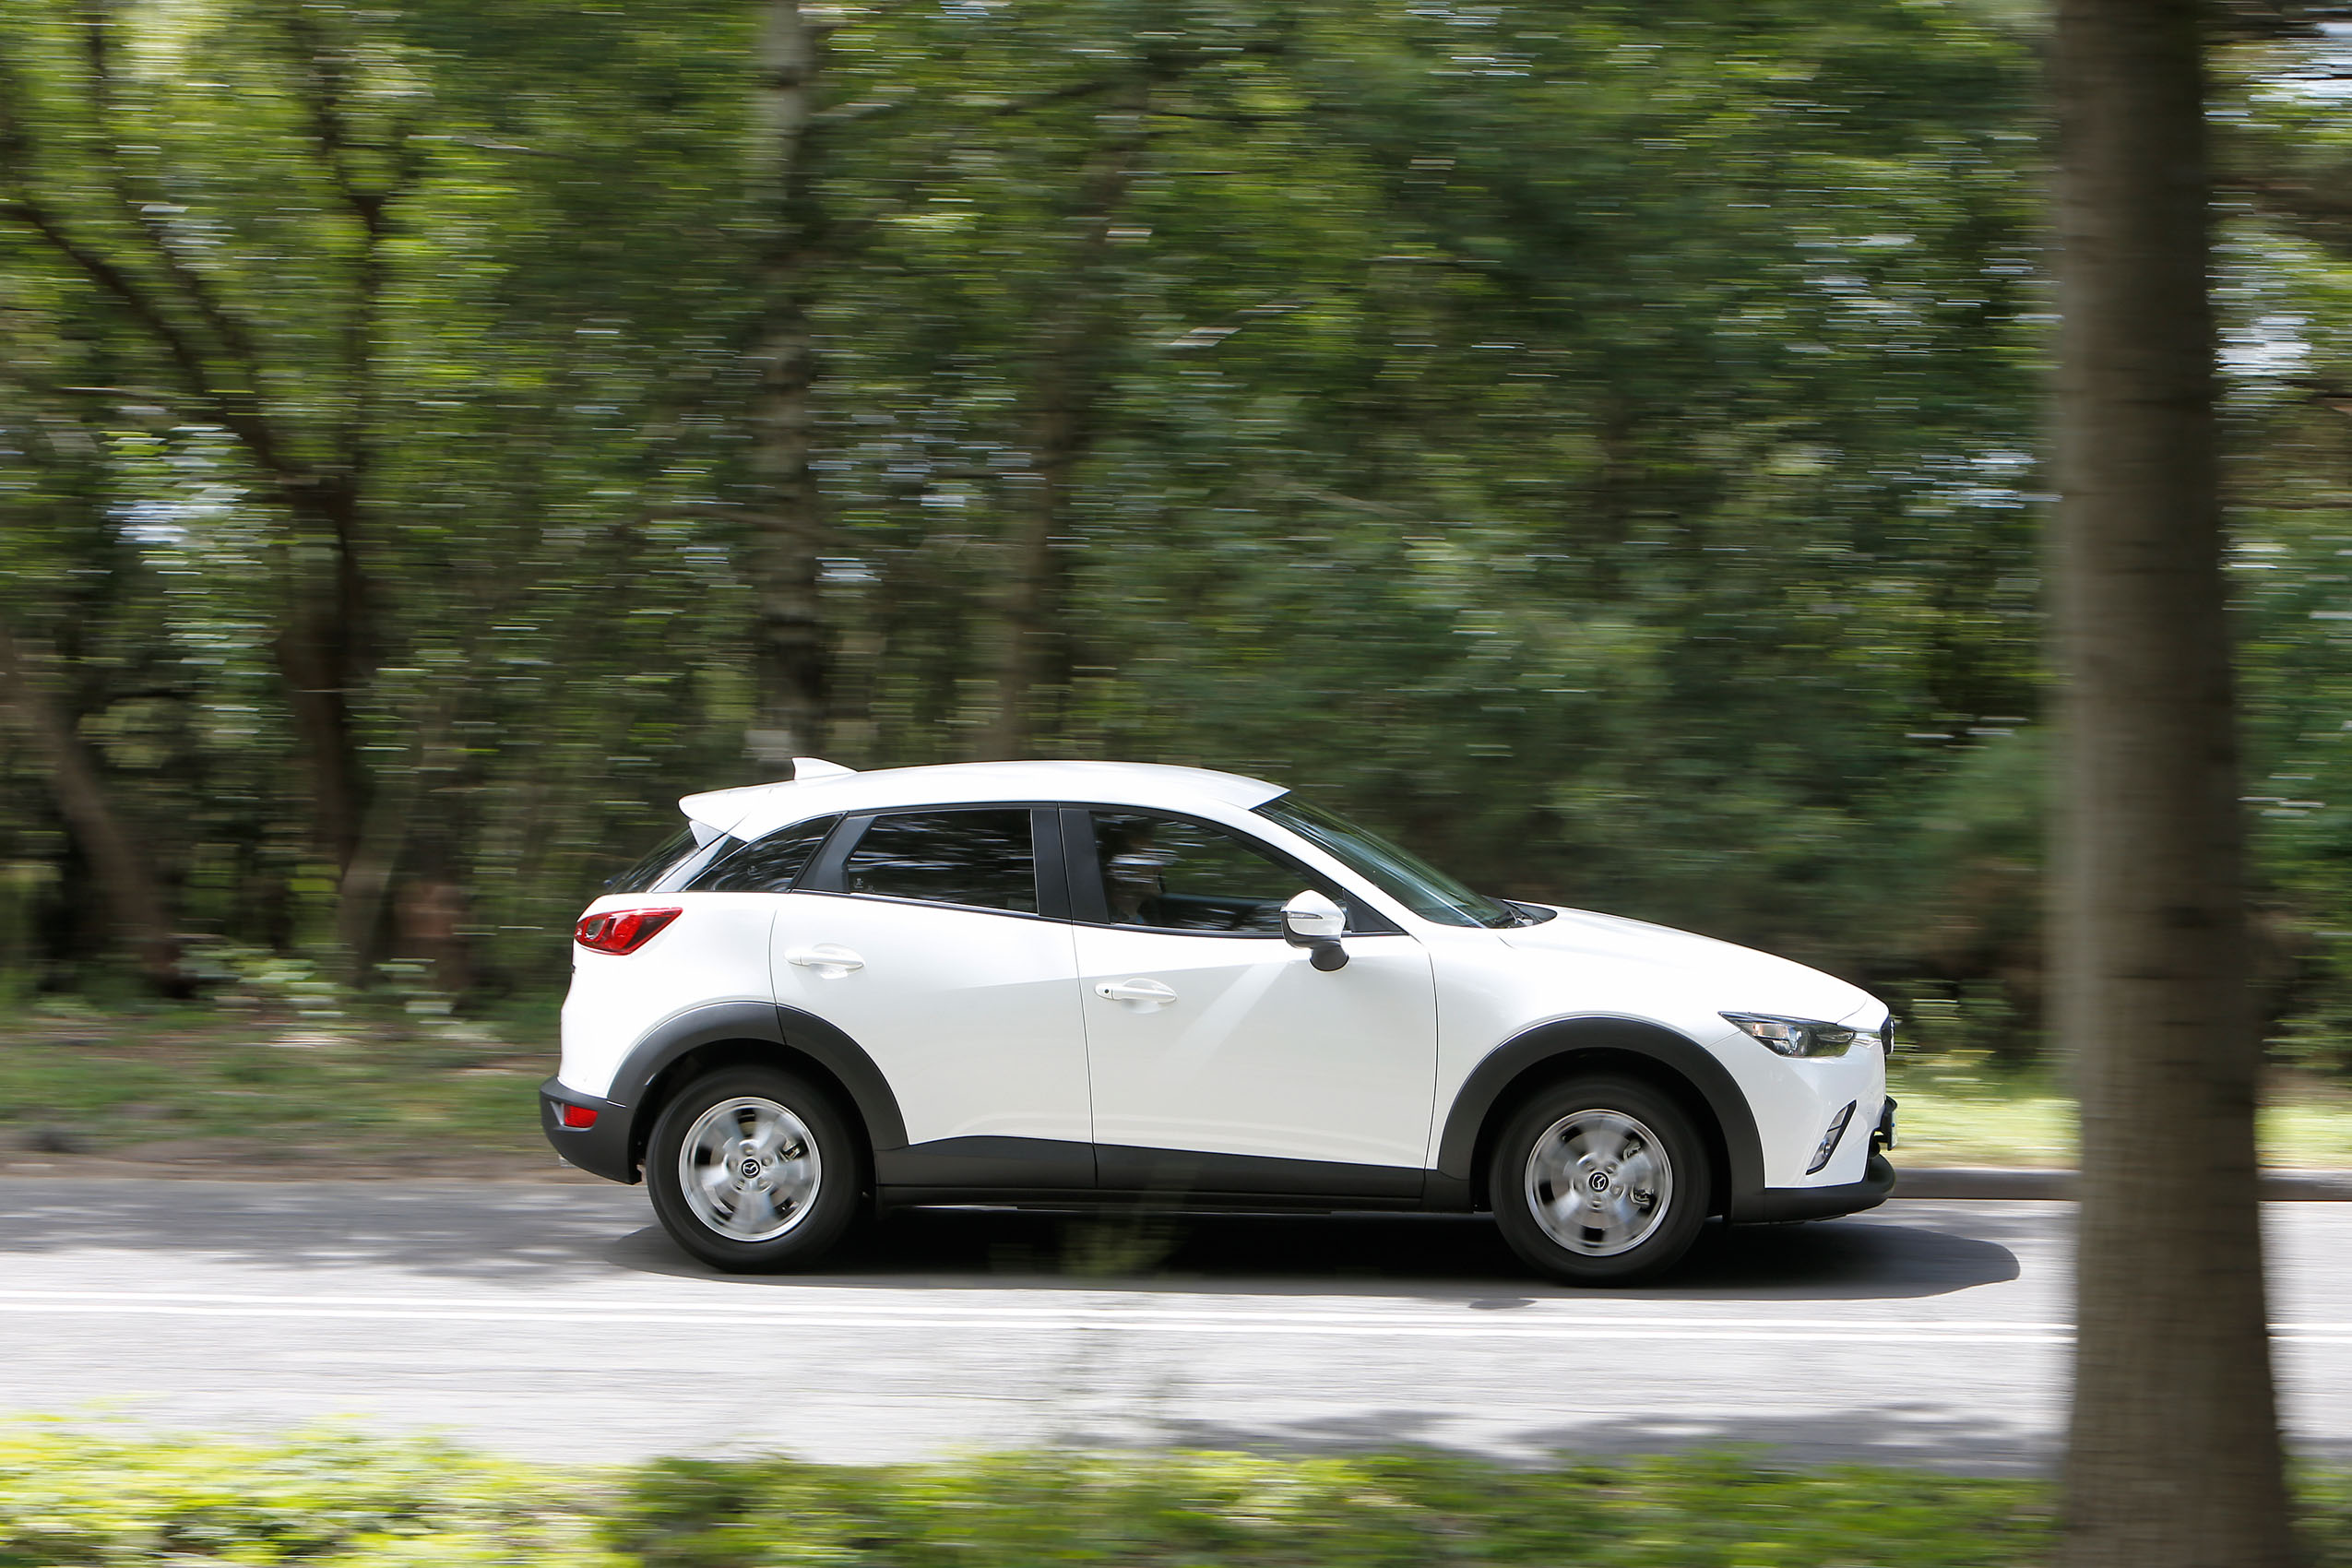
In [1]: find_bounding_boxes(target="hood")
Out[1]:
[1502,905,1881,1027]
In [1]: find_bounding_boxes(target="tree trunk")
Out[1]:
[977,94,1149,763]
[744,0,830,772]
[982,368,1087,764]
[272,479,373,877]
[2052,2,2297,1564]
[0,611,185,992]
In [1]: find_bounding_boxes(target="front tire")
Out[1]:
[646,1065,862,1272]
[1490,1075,1711,1285]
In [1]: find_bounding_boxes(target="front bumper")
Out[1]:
[539,1078,638,1184]
[1735,1150,1896,1224]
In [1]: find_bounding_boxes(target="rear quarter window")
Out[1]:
[687,816,840,894]
[606,826,704,894]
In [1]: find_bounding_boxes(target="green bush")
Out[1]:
[604,1449,2056,1567]
[10,1425,2352,1567]
[0,1425,620,1568]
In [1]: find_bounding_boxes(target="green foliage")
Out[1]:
[0,1429,2066,1568]
[30,1424,2352,1566]
[0,1425,623,1567]
[605,1448,2058,1567]
[0,1006,549,1168]
[0,0,2347,1073]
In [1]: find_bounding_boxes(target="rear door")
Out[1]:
[1064,807,1438,1196]
[768,806,1092,1183]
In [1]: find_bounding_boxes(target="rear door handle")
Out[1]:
[1096,978,1177,1010]
[785,944,864,977]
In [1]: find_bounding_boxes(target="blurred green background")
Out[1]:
[2,0,2349,1083]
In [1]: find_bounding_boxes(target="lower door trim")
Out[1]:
[1094,1144,1424,1201]
[870,1137,1430,1209]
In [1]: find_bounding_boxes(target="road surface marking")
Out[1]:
[0,1289,2346,1343]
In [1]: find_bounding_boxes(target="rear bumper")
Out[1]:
[1735,1151,1896,1224]
[539,1078,638,1184]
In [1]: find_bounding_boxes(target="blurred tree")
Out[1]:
[744,0,833,769]
[0,0,422,971]
[2049,0,2294,1562]
[18,0,2342,1070]
[0,393,182,992]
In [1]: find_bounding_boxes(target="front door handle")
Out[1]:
[1096,977,1177,1011]
[785,944,864,978]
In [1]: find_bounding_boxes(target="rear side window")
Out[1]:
[840,809,1037,914]
[606,826,704,894]
[687,815,839,894]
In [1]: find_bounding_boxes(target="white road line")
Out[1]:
[0,1301,2071,1341]
[0,1290,2344,1343]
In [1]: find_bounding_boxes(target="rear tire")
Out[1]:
[1490,1075,1711,1285]
[646,1065,862,1272]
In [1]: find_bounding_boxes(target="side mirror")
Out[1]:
[1281,890,1349,971]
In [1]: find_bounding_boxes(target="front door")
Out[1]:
[769,806,1092,1185]
[1065,807,1438,1196]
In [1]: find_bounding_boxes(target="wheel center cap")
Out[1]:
[740,1158,762,1180]
[1586,1171,1610,1193]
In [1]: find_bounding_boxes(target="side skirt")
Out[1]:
[870,1136,1432,1213]
[873,1188,1431,1216]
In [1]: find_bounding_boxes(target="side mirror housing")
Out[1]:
[1281,890,1349,971]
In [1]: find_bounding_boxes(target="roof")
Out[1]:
[679,758,1289,842]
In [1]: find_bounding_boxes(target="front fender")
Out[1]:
[1432,1016,1766,1218]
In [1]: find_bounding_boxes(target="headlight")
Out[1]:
[1722,1012,1863,1059]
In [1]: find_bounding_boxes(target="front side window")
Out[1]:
[1255,793,1518,929]
[840,809,1038,914]
[687,815,839,894]
[1088,812,1333,935]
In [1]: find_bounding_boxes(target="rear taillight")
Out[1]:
[575,907,681,955]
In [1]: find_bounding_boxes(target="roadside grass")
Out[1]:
[0,1000,556,1173]
[11,1425,2352,1566]
[7,996,2352,1175]
[0,1425,2072,1567]
[1888,1055,2352,1170]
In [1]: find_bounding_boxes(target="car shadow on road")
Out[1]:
[606,1206,2022,1301]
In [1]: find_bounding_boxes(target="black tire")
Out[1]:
[645,1065,863,1272]
[1489,1075,1711,1285]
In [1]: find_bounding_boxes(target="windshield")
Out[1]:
[1255,795,1521,929]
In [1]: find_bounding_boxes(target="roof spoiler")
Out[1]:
[680,757,857,831]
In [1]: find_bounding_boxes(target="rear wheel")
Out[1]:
[646,1065,861,1271]
[1490,1075,1710,1285]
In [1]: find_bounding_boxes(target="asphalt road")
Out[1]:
[3,1179,2348,1473]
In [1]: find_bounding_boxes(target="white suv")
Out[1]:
[542,759,1895,1283]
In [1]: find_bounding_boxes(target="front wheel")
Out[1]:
[646,1065,861,1272]
[1490,1075,1711,1285]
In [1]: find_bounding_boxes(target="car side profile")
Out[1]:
[541,758,1896,1283]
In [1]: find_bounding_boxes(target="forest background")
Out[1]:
[3,0,2349,1080]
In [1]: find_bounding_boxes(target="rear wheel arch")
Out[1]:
[1441,1019,1761,1218]
[612,1002,908,1182]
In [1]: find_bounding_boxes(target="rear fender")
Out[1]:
[605,1000,909,1180]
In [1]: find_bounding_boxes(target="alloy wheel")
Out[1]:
[1523,1107,1674,1256]
[678,1095,822,1242]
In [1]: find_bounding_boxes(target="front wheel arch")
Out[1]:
[1442,1022,1756,1218]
